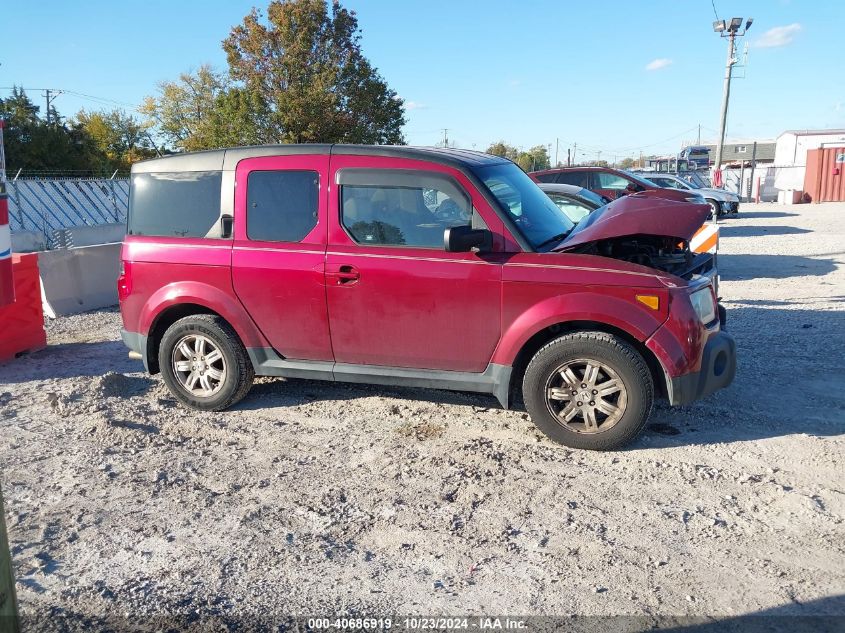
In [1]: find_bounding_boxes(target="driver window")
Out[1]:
[339,170,474,248]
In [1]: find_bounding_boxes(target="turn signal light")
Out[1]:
[636,294,660,310]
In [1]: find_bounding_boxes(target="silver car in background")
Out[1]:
[643,173,740,218]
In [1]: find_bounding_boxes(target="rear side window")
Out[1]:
[594,172,631,190]
[533,172,558,183]
[129,171,222,238]
[247,170,319,242]
[555,171,589,187]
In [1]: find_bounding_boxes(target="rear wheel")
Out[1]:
[522,332,653,450]
[159,314,254,411]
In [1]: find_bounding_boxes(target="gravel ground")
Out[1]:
[1,202,843,630]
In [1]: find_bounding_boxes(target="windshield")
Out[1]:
[474,163,575,250]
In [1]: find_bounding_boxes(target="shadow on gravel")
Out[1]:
[0,340,142,384]
[238,377,499,412]
[719,225,813,238]
[718,254,838,280]
[734,211,799,219]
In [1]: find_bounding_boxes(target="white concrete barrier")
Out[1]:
[38,243,121,317]
[57,223,125,248]
[11,230,47,253]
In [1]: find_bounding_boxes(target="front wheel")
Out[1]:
[159,314,254,411]
[706,199,721,218]
[522,332,654,450]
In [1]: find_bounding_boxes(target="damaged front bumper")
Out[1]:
[667,330,737,406]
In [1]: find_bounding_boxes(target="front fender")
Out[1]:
[140,280,268,349]
[491,290,668,366]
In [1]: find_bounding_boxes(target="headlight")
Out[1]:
[690,287,717,324]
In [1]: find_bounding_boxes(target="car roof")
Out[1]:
[131,144,511,174]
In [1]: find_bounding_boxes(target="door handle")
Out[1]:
[326,264,360,285]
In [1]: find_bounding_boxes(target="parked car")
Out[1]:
[538,182,721,258]
[535,182,606,222]
[119,146,735,451]
[642,173,739,217]
[530,166,708,207]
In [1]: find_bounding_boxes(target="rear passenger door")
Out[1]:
[231,155,333,361]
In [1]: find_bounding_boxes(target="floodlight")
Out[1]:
[745,18,753,31]
[729,17,743,31]
[713,19,726,32]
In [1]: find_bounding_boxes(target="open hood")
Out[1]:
[554,194,711,251]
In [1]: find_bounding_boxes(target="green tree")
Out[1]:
[619,157,635,169]
[223,0,405,144]
[200,87,271,148]
[74,109,156,172]
[485,141,519,161]
[515,145,550,172]
[140,65,231,151]
[0,87,93,174]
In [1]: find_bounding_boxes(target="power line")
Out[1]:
[711,0,720,21]
[0,86,144,112]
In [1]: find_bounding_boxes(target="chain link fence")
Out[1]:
[6,178,129,244]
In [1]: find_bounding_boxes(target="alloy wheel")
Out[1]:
[171,334,227,397]
[544,358,628,433]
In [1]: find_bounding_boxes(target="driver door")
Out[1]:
[325,156,504,372]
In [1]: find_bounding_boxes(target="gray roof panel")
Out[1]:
[131,144,509,174]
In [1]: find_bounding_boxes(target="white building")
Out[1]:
[773,129,845,191]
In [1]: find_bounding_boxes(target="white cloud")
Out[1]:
[754,23,801,48]
[394,96,427,111]
[645,58,672,71]
[507,79,522,88]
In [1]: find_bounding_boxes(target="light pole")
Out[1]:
[712,17,752,171]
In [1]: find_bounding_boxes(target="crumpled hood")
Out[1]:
[554,194,711,250]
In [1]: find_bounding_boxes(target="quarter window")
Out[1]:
[339,169,473,248]
[246,170,319,242]
[593,172,631,190]
[129,171,222,238]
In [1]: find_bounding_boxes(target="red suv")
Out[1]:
[119,146,735,450]
[531,166,707,205]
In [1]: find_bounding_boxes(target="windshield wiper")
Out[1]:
[535,229,573,250]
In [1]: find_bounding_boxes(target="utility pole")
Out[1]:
[567,148,571,166]
[555,138,559,167]
[712,17,752,171]
[573,143,577,166]
[441,128,449,148]
[41,89,62,125]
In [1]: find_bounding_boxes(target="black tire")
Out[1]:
[158,314,254,411]
[706,198,721,218]
[522,332,654,450]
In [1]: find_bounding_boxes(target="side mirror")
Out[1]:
[444,225,492,253]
